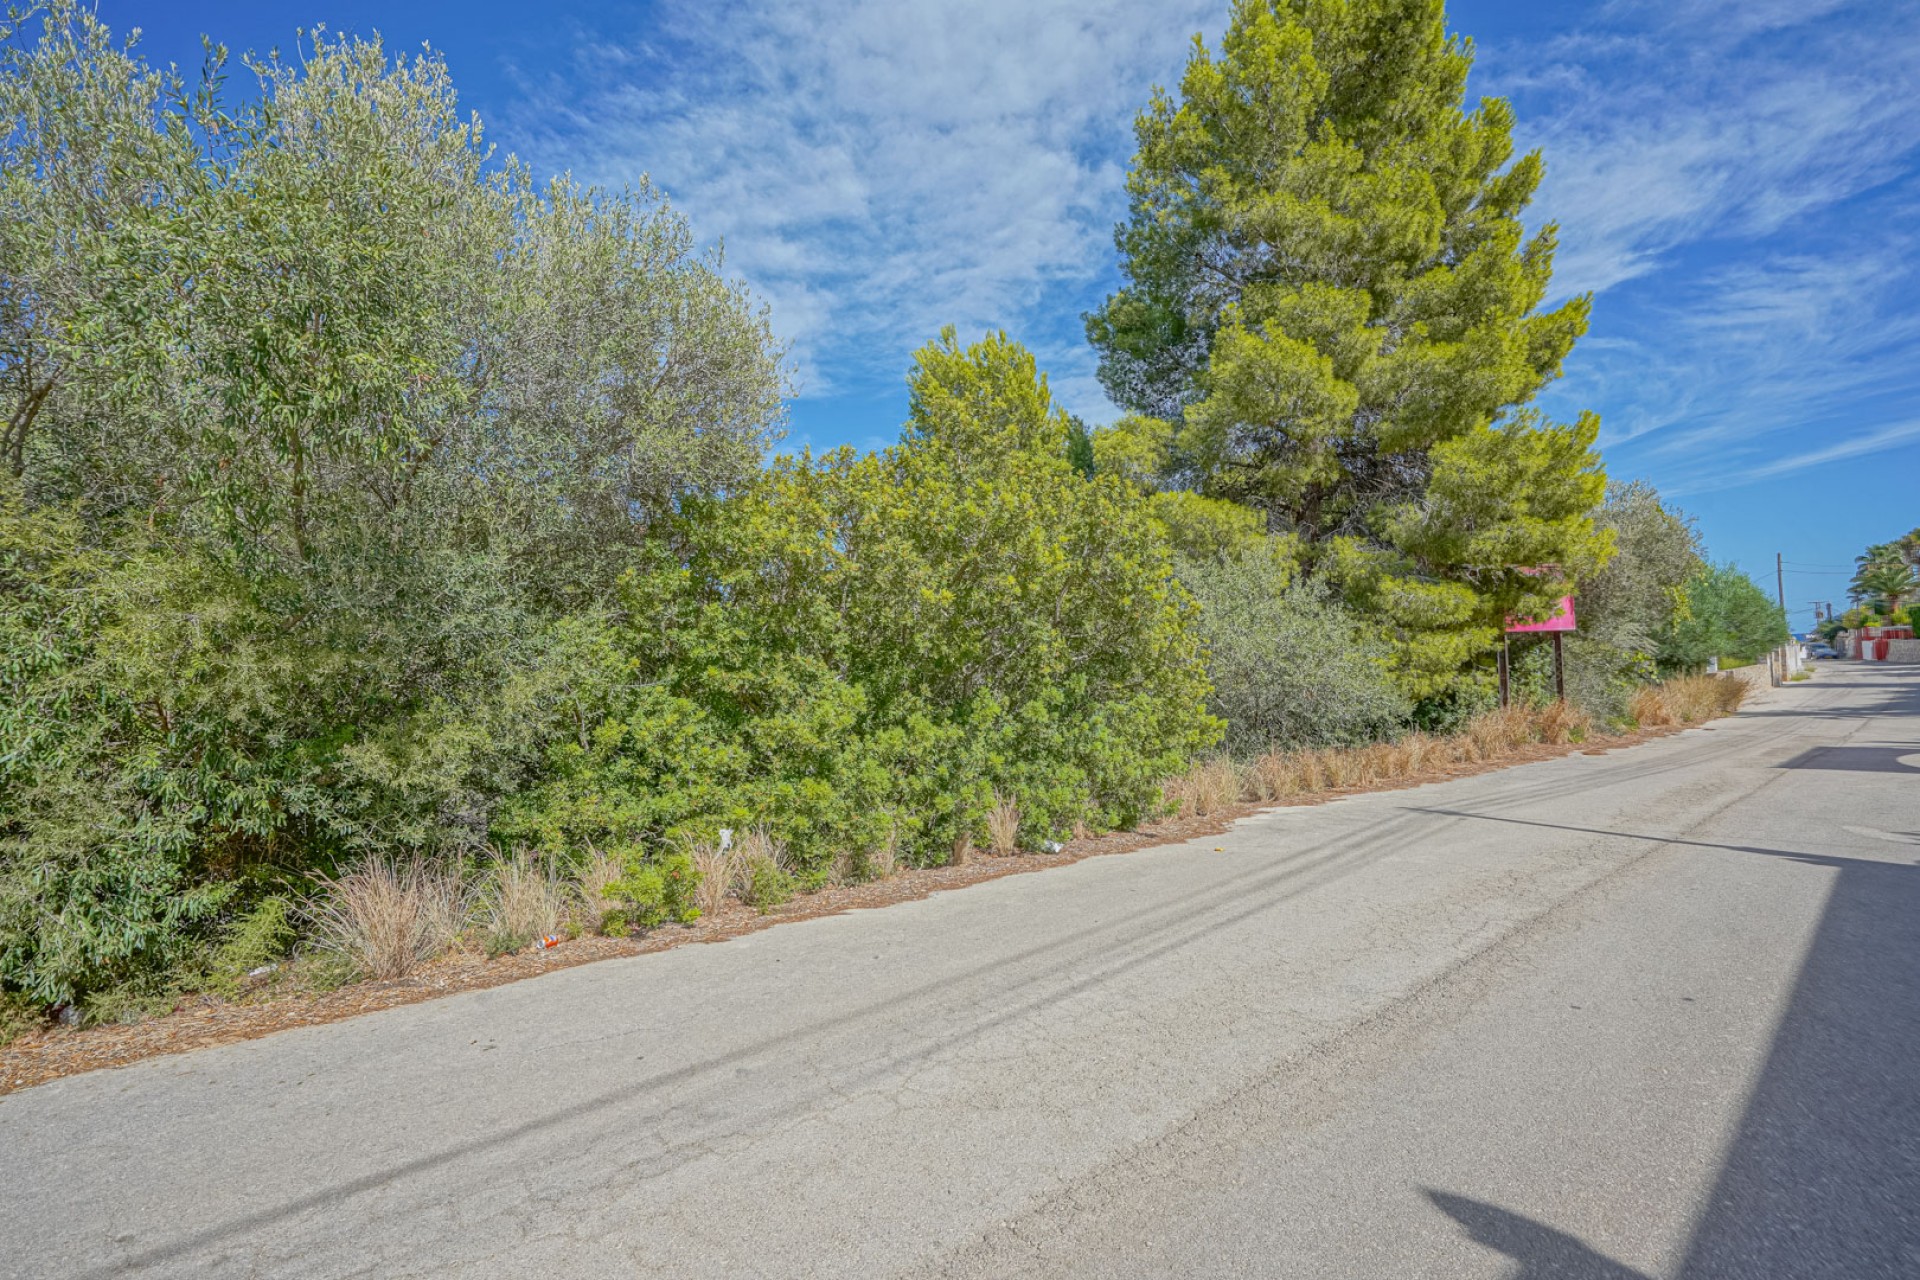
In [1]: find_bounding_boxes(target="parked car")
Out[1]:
[1807,644,1838,659]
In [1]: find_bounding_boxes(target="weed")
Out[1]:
[1166,756,1242,817]
[575,845,625,935]
[305,858,468,982]
[689,839,739,916]
[1534,700,1593,745]
[204,897,296,997]
[479,849,567,956]
[733,829,796,909]
[861,824,900,881]
[0,990,42,1046]
[986,792,1022,855]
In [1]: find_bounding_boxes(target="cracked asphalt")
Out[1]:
[3,663,1916,1278]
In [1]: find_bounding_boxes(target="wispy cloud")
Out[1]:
[504,0,1214,416]
[1484,1,1920,298]
[501,0,1920,501]
[1668,419,1920,494]
[1482,0,1920,494]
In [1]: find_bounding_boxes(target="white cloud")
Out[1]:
[1483,2,1920,298]
[1666,419,1920,495]
[501,0,1920,497]
[505,0,1217,410]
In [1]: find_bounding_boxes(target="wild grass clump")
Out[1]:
[1165,756,1242,818]
[737,828,796,909]
[1183,692,1656,817]
[576,845,626,936]
[306,858,468,982]
[1632,673,1747,726]
[862,825,901,881]
[987,795,1023,855]
[478,850,568,957]
[1534,700,1593,745]
[689,838,741,917]
[986,792,1023,855]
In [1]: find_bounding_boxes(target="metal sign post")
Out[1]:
[1505,588,1576,704]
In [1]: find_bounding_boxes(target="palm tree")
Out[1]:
[1851,543,1905,607]
[1896,527,1920,572]
[1858,560,1918,614]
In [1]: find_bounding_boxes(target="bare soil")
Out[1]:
[0,723,1682,1096]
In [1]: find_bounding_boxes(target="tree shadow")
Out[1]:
[1672,841,1920,1277]
[1426,1190,1653,1278]
[1418,809,1920,1277]
[1776,745,1920,773]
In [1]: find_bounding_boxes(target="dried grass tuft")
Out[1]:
[689,838,742,916]
[986,792,1022,856]
[1534,700,1593,745]
[1159,673,1746,826]
[306,857,468,982]
[575,845,624,934]
[480,849,568,954]
[863,824,900,881]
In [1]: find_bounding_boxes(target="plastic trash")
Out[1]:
[531,934,562,951]
[1041,840,1065,854]
[718,828,734,852]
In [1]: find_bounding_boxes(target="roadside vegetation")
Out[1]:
[0,1,1782,1039]
[1817,530,1919,642]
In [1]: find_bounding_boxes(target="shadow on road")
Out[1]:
[1425,1191,1653,1278]
[1422,809,1920,1275]
[1776,745,1920,773]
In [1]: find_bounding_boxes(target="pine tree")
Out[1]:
[1089,0,1611,696]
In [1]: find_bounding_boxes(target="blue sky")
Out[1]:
[98,1,1920,629]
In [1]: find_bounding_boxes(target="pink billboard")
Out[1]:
[1505,596,1576,633]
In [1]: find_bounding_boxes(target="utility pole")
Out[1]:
[1776,552,1789,623]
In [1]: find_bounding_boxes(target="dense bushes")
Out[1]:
[1177,551,1407,754]
[0,6,1758,1027]
[1656,563,1790,671]
[0,23,1220,1023]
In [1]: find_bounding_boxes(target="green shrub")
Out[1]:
[0,989,42,1046]
[604,851,702,929]
[203,897,297,998]
[1177,551,1408,753]
[740,856,796,911]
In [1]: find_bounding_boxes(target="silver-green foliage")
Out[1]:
[1177,550,1408,754]
[0,6,786,1008]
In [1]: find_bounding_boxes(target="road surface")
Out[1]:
[3,663,1916,1278]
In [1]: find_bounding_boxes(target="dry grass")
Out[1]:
[986,793,1022,856]
[1171,679,1742,817]
[863,824,901,881]
[1646,672,1749,723]
[1164,755,1242,818]
[575,845,625,935]
[1534,699,1594,745]
[689,838,743,916]
[479,849,567,954]
[305,858,468,981]
[1626,672,1748,726]
[1630,685,1674,726]
[736,827,786,874]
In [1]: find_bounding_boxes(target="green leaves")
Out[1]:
[1657,564,1789,670]
[1090,0,1609,698]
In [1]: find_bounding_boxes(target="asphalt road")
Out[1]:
[4,663,1916,1278]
